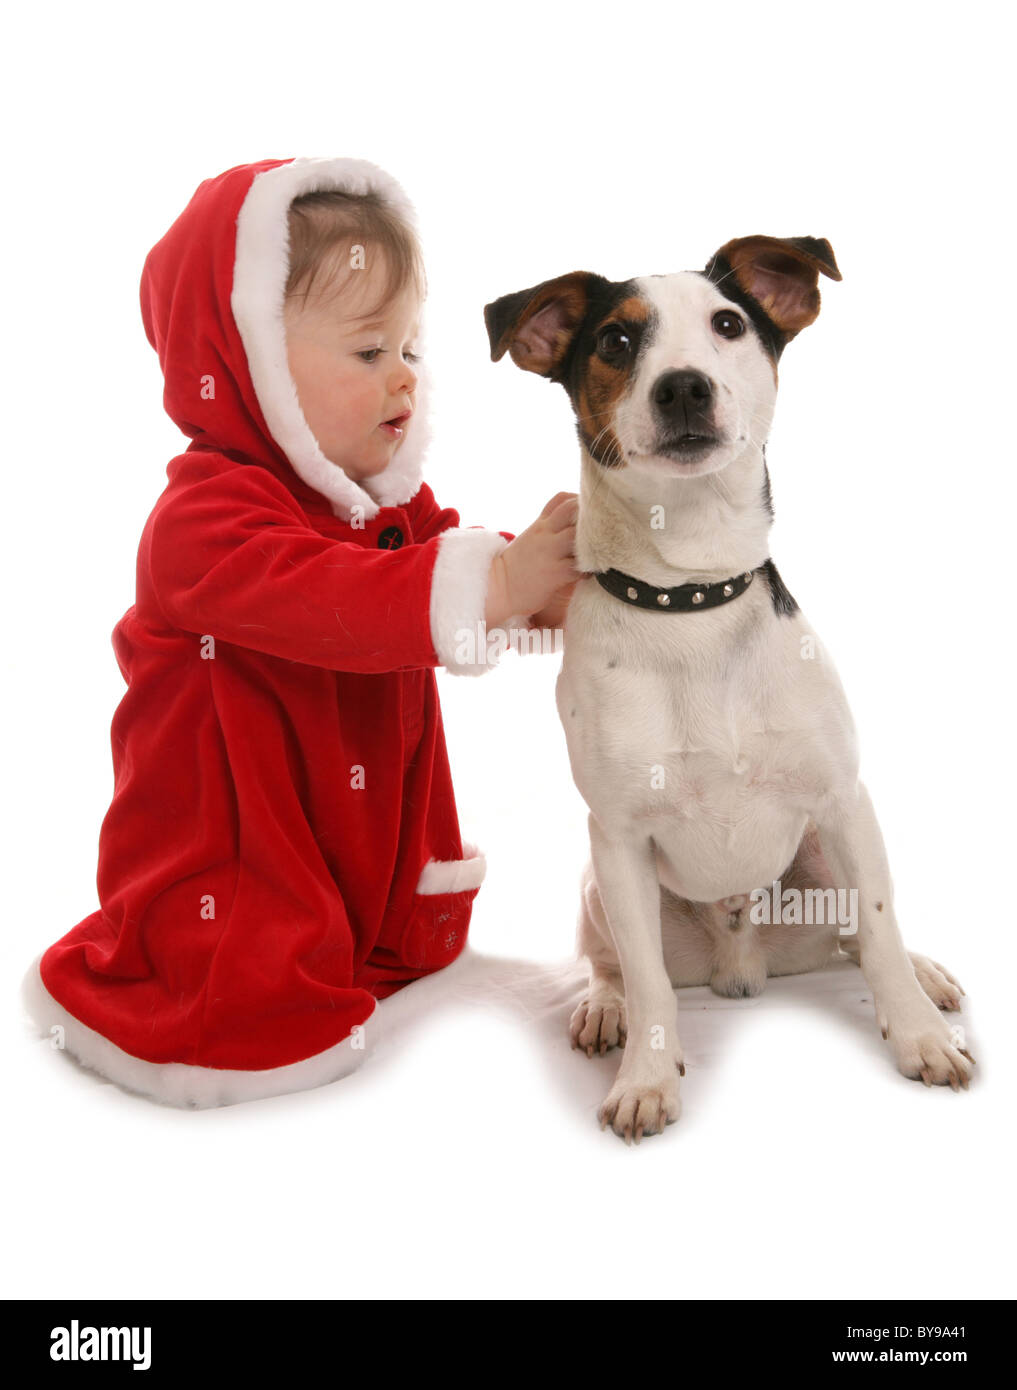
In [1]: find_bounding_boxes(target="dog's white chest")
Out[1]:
[556,582,840,900]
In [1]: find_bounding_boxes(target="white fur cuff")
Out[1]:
[429,528,530,676]
[415,840,487,894]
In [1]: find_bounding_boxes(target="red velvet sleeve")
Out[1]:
[147,466,523,676]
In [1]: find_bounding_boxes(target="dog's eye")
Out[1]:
[596,324,631,357]
[712,311,745,339]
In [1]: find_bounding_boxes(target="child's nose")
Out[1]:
[392,356,418,394]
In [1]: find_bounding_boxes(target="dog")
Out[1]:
[484,235,974,1142]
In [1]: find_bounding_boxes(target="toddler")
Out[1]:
[22,156,579,1108]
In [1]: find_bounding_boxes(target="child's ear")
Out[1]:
[484,271,598,380]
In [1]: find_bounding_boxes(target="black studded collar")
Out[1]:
[594,565,758,612]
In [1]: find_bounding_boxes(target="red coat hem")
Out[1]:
[22,952,378,1110]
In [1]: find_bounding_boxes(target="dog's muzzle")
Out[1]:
[652,368,719,452]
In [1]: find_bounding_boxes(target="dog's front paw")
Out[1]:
[880,994,975,1091]
[597,1069,681,1144]
[909,952,965,1012]
[570,984,627,1057]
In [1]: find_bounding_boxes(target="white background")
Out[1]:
[4,0,1014,1302]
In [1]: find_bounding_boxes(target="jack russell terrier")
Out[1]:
[484,235,975,1142]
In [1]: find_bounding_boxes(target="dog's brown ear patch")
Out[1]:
[484,271,597,378]
[707,235,841,340]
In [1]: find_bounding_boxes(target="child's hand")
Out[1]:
[527,575,581,632]
[486,493,580,627]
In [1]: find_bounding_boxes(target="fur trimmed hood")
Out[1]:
[140,155,431,523]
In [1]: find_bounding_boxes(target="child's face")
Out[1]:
[283,257,421,483]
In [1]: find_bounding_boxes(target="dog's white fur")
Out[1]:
[519,267,972,1140]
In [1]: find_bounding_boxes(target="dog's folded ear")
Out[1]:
[704,236,841,343]
[484,271,599,379]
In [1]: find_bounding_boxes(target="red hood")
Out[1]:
[139,156,432,522]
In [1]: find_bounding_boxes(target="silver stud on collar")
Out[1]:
[744,572,753,583]
[657,592,671,605]
[627,586,638,600]
[692,591,704,604]
[723,583,734,596]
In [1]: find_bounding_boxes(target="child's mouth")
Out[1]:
[379,411,411,439]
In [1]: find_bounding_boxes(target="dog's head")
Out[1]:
[484,235,840,481]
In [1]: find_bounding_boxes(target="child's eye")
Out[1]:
[356,349,421,364]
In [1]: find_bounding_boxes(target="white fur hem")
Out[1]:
[415,840,487,894]
[20,955,376,1111]
[428,528,531,676]
[231,156,432,523]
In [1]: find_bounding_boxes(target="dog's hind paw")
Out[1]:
[570,987,627,1057]
[909,951,965,1012]
[598,1071,681,1144]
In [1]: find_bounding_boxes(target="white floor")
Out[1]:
[10,926,1005,1300]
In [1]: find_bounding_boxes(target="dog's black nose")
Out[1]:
[652,368,713,417]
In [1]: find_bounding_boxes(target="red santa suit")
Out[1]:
[21,156,529,1108]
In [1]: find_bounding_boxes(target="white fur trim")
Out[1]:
[428,528,531,676]
[415,840,487,895]
[231,156,431,523]
[20,954,376,1110]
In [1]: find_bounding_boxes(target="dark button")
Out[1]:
[377,525,404,550]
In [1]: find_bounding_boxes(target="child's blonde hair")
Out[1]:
[284,190,427,320]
